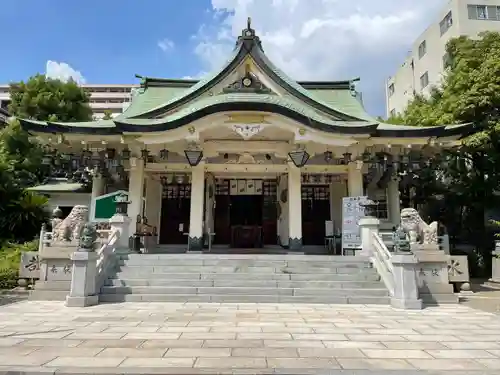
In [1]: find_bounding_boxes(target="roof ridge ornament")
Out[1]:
[237,16,263,50]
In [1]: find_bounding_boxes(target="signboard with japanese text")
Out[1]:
[341,196,368,251]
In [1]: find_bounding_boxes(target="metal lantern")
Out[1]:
[184,150,203,166]
[42,152,53,165]
[140,149,149,160]
[342,152,352,164]
[324,151,333,163]
[360,199,379,217]
[288,150,310,167]
[159,148,169,161]
[121,148,131,160]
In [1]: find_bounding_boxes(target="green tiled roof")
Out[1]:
[18,22,474,140]
[118,86,187,118]
[308,89,376,122]
[27,179,86,193]
[116,93,374,128]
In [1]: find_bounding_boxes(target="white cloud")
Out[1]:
[45,60,86,84]
[193,0,447,116]
[158,38,175,52]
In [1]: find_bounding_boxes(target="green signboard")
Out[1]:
[92,190,128,222]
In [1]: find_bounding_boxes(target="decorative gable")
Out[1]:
[222,63,272,94]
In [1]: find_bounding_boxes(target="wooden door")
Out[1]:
[301,185,331,245]
[159,184,191,245]
[213,180,230,244]
[262,180,277,245]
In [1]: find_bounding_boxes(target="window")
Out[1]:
[468,4,500,20]
[388,83,395,97]
[440,11,453,35]
[478,5,487,19]
[420,72,429,89]
[418,40,427,59]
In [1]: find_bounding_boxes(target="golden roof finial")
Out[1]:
[247,17,252,30]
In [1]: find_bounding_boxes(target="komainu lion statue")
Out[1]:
[400,208,438,245]
[52,205,89,243]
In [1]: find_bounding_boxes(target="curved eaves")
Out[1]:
[114,100,378,134]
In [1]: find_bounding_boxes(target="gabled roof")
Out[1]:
[18,18,476,140]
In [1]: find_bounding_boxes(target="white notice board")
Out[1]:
[342,196,368,250]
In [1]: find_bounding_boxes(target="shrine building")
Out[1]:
[19,20,474,252]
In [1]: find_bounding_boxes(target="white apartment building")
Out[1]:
[0,84,139,119]
[386,0,500,117]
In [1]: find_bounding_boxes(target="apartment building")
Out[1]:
[386,0,500,117]
[0,84,139,119]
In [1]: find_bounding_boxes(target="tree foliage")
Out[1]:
[387,31,500,274]
[0,75,93,247]
[8,74,92,122]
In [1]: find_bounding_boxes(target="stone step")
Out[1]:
[115,265,374,274]
[100,286,389,297]
[117,254,369,262]
[99,293,390,304]
[118,259,373,268]
[104,278,385,289]
[112,271,381,282]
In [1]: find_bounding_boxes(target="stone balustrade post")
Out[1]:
[65,251,99,307]
[390,253,423,310]
[109,213,131,250]
[359,217,380,257]
[490,241,500,285]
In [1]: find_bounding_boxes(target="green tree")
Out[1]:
[391,31,500,274]
[102,110,114,120]
[8,74,92,122]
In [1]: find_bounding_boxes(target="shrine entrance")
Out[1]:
[159,183,191,245]
[301,185,331,246]
[213,179,277,248]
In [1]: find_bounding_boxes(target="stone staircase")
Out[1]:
[100,254,390,304]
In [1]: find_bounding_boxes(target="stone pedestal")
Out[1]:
[487,248,500,289]
[359,217,380,257]
[109,213,131,250]
[65,251,99,307]
[413,244,457,304]
[390,253,423,310]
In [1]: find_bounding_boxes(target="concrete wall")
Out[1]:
[386,0,500,116]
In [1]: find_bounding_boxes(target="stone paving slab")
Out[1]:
[0,301,500,374]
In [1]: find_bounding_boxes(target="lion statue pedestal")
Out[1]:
[399,208,457,304]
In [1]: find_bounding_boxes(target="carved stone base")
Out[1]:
[288,237,302,251]
[188,236,203,251]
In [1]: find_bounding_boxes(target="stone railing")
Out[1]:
[65,213,131,307]
[370,230,395,295]
[359,217,422,310]
[95,229,119,292]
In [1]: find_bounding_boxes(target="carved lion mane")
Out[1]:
[400,208,438,245]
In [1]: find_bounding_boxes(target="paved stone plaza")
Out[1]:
[0,301,500,374]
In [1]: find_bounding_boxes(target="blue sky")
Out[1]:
[0,0,217,83]
[0,0,443,116]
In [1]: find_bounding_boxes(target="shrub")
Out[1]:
[0,240,38,290]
